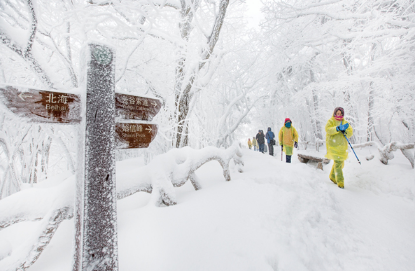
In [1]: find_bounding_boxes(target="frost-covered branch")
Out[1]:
[353,141,414,168]
[117,142,244,205]
[215,95,266,147]
[200,0,229,68]
[0,207,72,271]
[45,129,76,174]
[24,0,37,57]
[116,39,144,83]
[0,0,54,88]
[0,176,74,230]
[0,32,54,88]
[279,10,372,21]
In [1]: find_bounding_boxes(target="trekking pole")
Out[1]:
[281,146,283,161]
[342,132,361,165]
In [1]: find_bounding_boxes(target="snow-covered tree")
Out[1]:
[260,0,415,145]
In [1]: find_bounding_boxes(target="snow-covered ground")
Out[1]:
[1,146,414,271]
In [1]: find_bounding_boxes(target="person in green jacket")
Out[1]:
[325,107,353,189]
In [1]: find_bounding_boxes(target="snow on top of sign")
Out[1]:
[115,119,157,125]
[0,83,81,95]
[85,40,116,53]
[115,89,162,101]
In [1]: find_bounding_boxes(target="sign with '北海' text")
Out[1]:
[0,84,81,124]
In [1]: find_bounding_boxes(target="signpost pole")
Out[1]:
[74,44,118,271]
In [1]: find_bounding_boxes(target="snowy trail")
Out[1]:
[4,148,414,271]
[243,150,415,271]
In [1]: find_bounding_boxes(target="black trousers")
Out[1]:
[286,155,292,163]
[268,143,274,156]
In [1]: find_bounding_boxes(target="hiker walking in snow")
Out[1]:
[256,130,266,153]
[252,137,258,151]
[279,118,298,163]
[248,138,252,150]
[265,127,275,156]
[325,107,353,189]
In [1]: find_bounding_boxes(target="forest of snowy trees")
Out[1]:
[0,0,414,197]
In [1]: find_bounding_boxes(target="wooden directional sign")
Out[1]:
[115,93,162,121]
[0,84,81,124]
[115,122,158,149]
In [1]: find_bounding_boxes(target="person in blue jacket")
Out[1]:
[265,127,275,156]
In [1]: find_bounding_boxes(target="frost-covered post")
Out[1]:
[74,44,118,271]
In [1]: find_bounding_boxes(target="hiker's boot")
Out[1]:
[330,178,337,185]
[337,182,344,189]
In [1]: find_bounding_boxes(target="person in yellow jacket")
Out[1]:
[248,138,252,149]
[325,107,353,189]
[252,137,258,151]
[279,118,299,163]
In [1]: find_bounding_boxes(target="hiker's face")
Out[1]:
[336,110,342,116]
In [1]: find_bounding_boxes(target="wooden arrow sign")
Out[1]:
[115,93,162,121]
[0,85,81,124]
[115,122,158,149]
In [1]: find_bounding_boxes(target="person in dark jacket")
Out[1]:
[256,130,265,153]
[265,127,275,156]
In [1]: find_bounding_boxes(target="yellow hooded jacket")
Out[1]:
[325,117,353,161]
[279,126,298,155]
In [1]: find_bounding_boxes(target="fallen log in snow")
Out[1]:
[117,142,244,206]
[0,143,243,270]
[297,154,330,170]
[0,207,73,271]
[0,176,75,230]
[353,141,414,168]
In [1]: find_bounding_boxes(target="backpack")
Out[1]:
[267,131,275,145]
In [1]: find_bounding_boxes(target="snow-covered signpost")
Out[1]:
[74,44,161,271]
[74,44,118,271]
[0,43,161,271]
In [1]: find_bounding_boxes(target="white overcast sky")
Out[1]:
[245,0,264,28]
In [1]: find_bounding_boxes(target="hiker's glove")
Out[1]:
[294,142,298,148]
[281,145,283,151]
[337,123,349,132]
